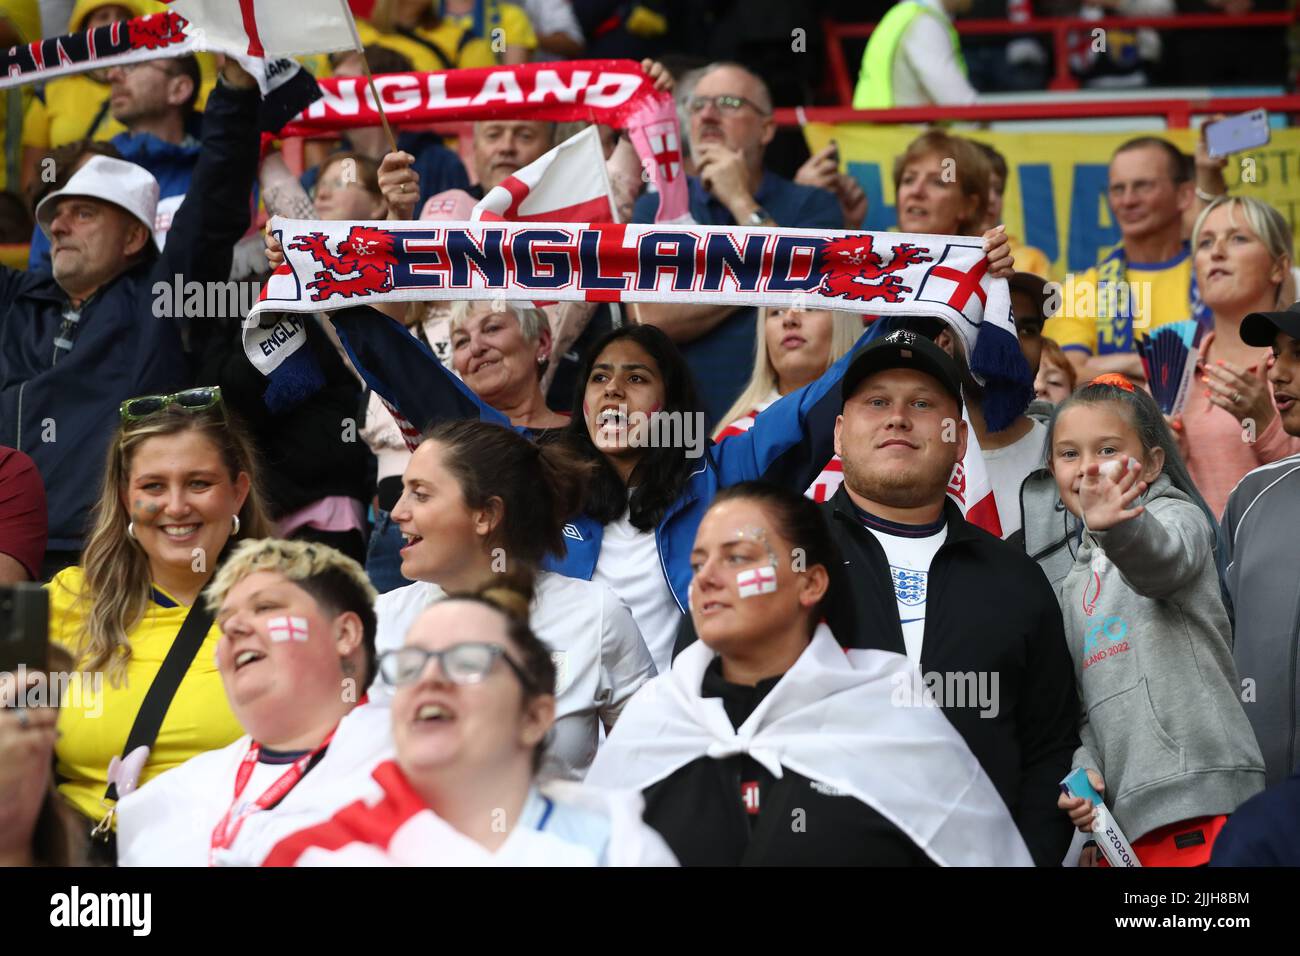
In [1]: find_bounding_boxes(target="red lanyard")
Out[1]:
[208,727,339,863]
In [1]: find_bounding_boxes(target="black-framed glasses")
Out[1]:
[378,642,535,690]
[120,386,224,422]
[687,94,768,117]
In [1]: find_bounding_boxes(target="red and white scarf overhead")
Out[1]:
[0,8,344,93]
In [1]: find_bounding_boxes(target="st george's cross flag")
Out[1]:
[160,0,356,58]
[472,126,616,224]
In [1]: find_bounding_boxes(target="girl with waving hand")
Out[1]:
[1046,374,1264,866]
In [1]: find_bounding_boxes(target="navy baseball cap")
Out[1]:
[841,327,963,411]
[1241,301,1300,347]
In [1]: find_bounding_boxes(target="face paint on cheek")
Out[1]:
[736,566,778,598]
[267,616,310,643]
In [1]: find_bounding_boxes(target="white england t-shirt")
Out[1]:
[592,508,682,674]
[860,510,948,666]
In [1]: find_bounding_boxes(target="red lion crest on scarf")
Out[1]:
[126,12,188,51]
[817,235,933,303]
[292,226,399,301]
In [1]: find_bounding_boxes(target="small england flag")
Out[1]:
[267,616,309,643]
[736,566,777,598]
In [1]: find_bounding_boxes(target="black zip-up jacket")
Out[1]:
[821,488,1078,867]
[641,658,935,866]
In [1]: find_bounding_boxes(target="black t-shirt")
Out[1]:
[641,659,936,866]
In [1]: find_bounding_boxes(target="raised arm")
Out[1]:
[1089,498,1215,600]
[710,324,871,490]
[153,61,260,292]
[327,304,511,435]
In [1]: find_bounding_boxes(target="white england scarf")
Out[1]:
[585,626,1034,867]
[247,217,1015,388]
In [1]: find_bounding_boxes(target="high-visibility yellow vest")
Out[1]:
[853,1,965,109]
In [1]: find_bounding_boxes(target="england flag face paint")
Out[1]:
[736,566,778,598]
[267,616,309,643]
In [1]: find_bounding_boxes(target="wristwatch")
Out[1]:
[745,207,773,227]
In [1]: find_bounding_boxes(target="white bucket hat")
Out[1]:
[35,155,160,242]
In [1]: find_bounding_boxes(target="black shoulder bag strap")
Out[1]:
[96,596,216,816]
[396,26,455,71]
[84,97,111,140]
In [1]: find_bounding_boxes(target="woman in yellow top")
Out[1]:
[361,0,498,72]
[48,387,273,839]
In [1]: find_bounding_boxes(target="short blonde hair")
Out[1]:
[448,300,552,376]
[206,538,379,686]
[1192,196,1296,309]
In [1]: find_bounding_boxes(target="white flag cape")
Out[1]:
[116,703,394,867]
[586,625,1034,867]
[238,763,676,867]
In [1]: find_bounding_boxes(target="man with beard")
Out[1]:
[822,328,1078,866]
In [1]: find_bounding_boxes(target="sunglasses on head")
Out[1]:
[119,386,224,422]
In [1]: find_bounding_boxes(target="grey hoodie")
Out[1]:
[1217,454,1300,786]
[1050,475,1265,841]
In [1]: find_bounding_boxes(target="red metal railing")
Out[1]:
[823,11,1299,102]
[773,94,1300,129]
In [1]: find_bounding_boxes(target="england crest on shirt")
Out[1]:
[890,566,928,607]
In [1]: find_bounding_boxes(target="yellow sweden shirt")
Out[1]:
[21,75,125,151]
[443,4,538,52]
[49,567,241,824]
[356,18,496,72]
[1044,244,1196,356]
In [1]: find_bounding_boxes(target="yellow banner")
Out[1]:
[805,123,1300,280]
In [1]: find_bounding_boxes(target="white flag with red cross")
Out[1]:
[162,0,356,58]
[945,406,1003,538]
[472,125,616,223]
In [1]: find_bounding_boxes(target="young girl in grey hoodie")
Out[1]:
[1046,374,1264,866]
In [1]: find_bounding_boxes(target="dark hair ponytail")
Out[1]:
[422,420,594,567]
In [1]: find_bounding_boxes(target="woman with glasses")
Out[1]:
[586,482,1033,866]
[116,538,391,866]
[375,419,655,780]
[47,387,274,851]
[252,577,677,866]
